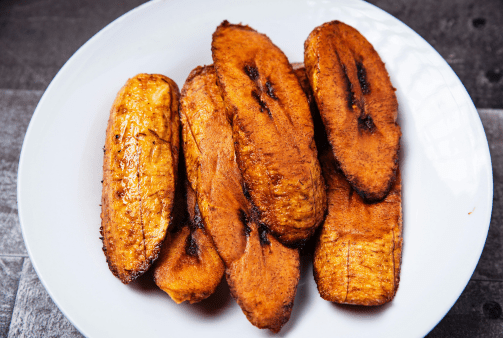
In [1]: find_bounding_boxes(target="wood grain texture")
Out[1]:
[7,259,83,338]
[0,89,42,256]
[0,257,23,337]
[0,0,146,91]
[470,109,503,281]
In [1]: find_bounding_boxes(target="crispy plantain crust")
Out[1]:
[314,149,402,305]
[226,222,300,333]
[101,74,180,284]
[153,181,225,304]
[212,21,326,246]
[180,65,300,331]
[304,21,401,202]
[180,65,248,265]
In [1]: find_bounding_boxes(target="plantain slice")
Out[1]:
[212,21,326,246]
[304,21,401,202]
[226,222,300,333]
[180,65,248,265]
[153,180,225,304]
[180,65,300,331]
[314,149,402,305]
[101,74,180,284]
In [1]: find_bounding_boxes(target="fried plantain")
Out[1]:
[101,74,180,284]
[180,65,248,265]
[180,65,300,331]
[304,21,401,202]
[212,21,326,246]
[226,222,299,333]
[153,181,225,304]
[314,149,402,305]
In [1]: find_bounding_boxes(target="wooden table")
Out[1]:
[0,1,501,337]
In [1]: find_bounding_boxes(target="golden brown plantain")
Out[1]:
[180,65,300,331]
[180,65,248,265]
[153,181,225,304]
[304,21,401,202]
[212,21,326,246]
[226,221,299,333]
[101,74,180,284]
[314,149,402,305]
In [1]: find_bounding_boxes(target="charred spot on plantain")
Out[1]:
[258,224,271,246]
[239,209,252,237]
[185,234,199,257]
[242,184,252,201]
[353,184,382,204]
[239,209,249,225]
[251,90,272,118]
[265,80,278,100]
[193,203,205,229]
[347,187,354,199]
[116,190,125,198]
[358,114,376,134]
[244,64,259,81]
[341,65,356,110]
[282,301,294,311]
[356,62,370,94]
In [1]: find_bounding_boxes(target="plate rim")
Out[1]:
[16,0,494,337]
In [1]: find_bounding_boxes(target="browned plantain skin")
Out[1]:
[226,222,300,333]
[314,149,402,305]
[212,21,326,246]
[304,21,401,202]
[153,182,225,304]
[180,65,300,331]
[180,65,248,265]
[101,74,180,284]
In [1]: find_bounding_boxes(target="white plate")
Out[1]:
[17,0,493,337]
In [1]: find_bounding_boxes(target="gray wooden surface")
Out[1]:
[0,0,501,337]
